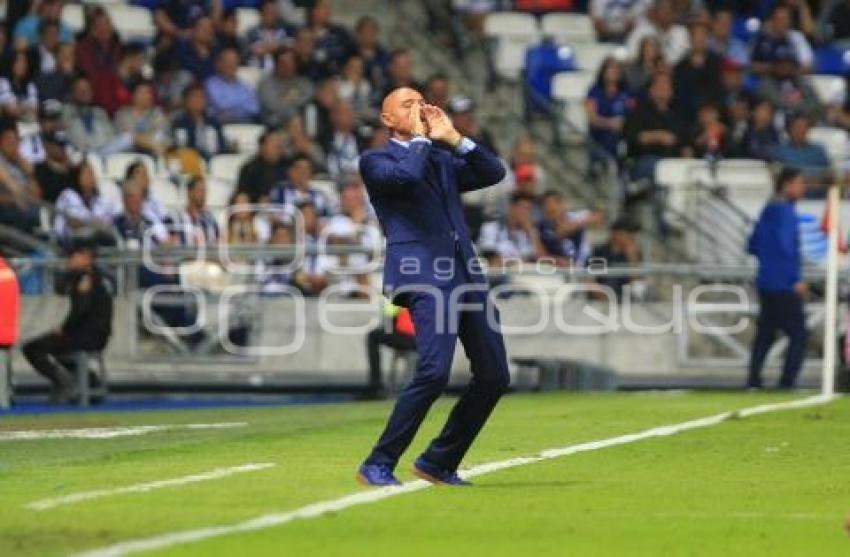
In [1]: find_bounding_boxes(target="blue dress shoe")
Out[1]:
[357,463,402,487]
[412,456,472,486]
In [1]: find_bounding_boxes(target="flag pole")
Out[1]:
[821,183,840,396]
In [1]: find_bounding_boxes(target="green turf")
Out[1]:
[1,392,847,556]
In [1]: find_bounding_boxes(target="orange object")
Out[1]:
[0,257,19,347]
[395,308,415,337]
[821,203,847,253]
[515,0,575,11]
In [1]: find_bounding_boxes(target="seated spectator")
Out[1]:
[755,58,821,122]
[246,0,294,70]
[588,217,642,301]
[29,19,63,76]
[257,221,294,293]
[586,57,633,160]
[686,103,730,160]
[21,98,65,165]
[152,47,195,114]
[826,0,850,43]
[322,181,380,295]
[176,15,219,81]
[301,79,338,141]
[13,0,72,47]
[750,3,813,76]
[354,16,390,93]
[673,20,723,120]
[236,130,287,203]
[37,42,73,104]
[293,28,331,82]
[215,9,242,53]
[171,83,228,161]
[115,82,171,156]
[163,176,220,246]
[448,96,499,157]
[623,36,665,94]
[258,47,315,128]
[423,73,450,111]
[62,76,142,156]
[741,99,780,161]
[771,112,832,197]
[155,0,221,42]
[32,102,73,204]
[709,8,750,67]
[625,0,689,65]
[477,193,546,268]
[53,160,117,245]
[382,49,423,99]
[290,200,329,296]
[75,7,124,115]
[204,48,260,124]
[307,0,355,76]
[0,123,40,232]
[624,73,686,182]
[591,0,650,43]
[538,190,603,268]
[226,191,271,245]
[338,54,376,123]
[719,60,753,152]
[321,102,368,181]
[270,153,333,218]
[113,181,170,249]
[0,51,39,122]
[124,160,167,226]
[282,114,325,166]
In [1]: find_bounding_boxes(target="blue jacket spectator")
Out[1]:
[204,48,260,123]
[176,16,219,80]
[13,0,73,46]
[586,58,632,160]
[770,113,831,197]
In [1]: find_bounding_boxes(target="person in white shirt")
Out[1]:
[591,0,649,43]
[625,0,689,65]
[477,193,546,268]
[54,160,118,243]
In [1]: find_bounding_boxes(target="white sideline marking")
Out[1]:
[27,463,277,511]
[0,422,247,441]
[74,394,836,557]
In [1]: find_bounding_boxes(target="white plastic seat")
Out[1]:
[151,179,183,210]
[573,42,621,73]
[311,179,340,211]
[105,5,155,41]
[209,153,252,183]
[86,154,107,181]
[105,153,157,182]
[61,4,85,33]
[655,158,709,220]
[205,177,236,209]
[236,66,264,90]
[97,179,123,206]
[551,71,596,102]
[540,13,596,44]
[236,7,260,36]
[223,123,265,154]
[807,75,846,106]
[808,126,849,170]
[715,159,774,202]
[484,12,541,80]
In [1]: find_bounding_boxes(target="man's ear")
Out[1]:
[380,111,393,130]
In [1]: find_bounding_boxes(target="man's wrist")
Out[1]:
[446,131,462,148]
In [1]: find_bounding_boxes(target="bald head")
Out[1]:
[381,87,424,140]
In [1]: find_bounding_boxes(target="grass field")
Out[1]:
[1,392,848,557]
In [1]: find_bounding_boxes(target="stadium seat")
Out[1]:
[61,4,85,33]
[311,179,340,210]
[87,153,107,181]
[236,66,265,90]
[223,123,265,154]
[814,46,850,76]
[483,12,541,80]
[206,177,236,208]
[551,71,594,132]
[540,13,596,44]
[808,126,849,170]
[236,7,261,35]
[714,159,774,211]
[105,153,157,182]
[72,351,108,407]
[209,153,252,183]
[97,179,123,206]
[655,158,709,219]
[105,5,156,42]
[573,42,622,73]
[151,179,183,210]
[807,75,847,106]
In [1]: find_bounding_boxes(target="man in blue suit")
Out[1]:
[357,87,510,487]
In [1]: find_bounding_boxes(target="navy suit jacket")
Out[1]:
[359,139,506,303]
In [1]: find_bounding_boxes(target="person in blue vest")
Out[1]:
[747,167,808,390]
[356,87,509,487]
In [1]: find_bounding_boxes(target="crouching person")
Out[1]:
[23,242,113,403]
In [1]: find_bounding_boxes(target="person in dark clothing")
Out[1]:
[673,21,723,121]
[307,0,355,77]
[588,217,642,301]
[236,130,287,203]
[170,83,228,160]
[22,243,113,403]
[747,167,808,390]
[366,303,416,397]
